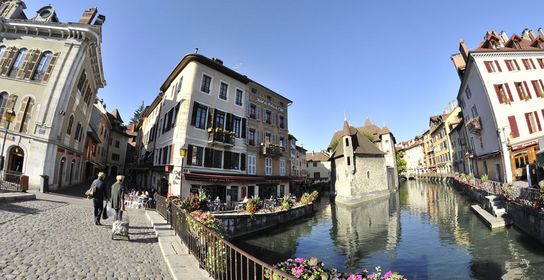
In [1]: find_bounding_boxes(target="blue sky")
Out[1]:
[31,0,544,151]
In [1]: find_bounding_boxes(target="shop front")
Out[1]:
[509,140,539,182]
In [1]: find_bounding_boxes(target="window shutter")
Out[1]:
[494,85,503,103]
[539,59,544,69]
[241,153,246,171]
[522,59,529,70]
[241,118,246,138]
[0,47,17,76]
[207,108,215,129]
[256,106,261,121]
[15,97,34,133]
[530,59,536,69]
[535,111,542,131]
[505,83,513,101]
[505,60,512,71]
[190,102,198,126]
[186,145,193,166]
[484,61,492,72]
[42,52,59,82]
[16,49,33,79]
[246,103,250,117]
[514,60,520,70]
[515,83,523,100]
[540,80,544,96]
[24,49,42,80]
[225,113,232,131]
[523,81,532,98]
[525,113,533,134]
[0,94,16,128]
[495,61,502,72]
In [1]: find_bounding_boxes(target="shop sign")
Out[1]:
[511,140,539,151]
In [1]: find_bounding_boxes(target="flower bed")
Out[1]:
[266,257,406,280]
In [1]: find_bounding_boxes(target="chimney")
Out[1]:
[79,7,97,24]
[521,28,533,40]
[451,53,466,80]
[94,14,106,25]
[212,58,223,65]
[500,31,508,43]
[539,28,544,37]
[459,40,469,63]
[529,29,537,40]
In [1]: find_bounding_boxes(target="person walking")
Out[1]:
[91,172,107,225]
[111,175,126,221]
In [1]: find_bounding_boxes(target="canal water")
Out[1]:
[233,180,544,279]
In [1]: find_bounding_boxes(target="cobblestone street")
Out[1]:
[0,193,171,279]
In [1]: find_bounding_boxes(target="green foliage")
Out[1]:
[481,174,489,183]
[396,151,407,175]
[301,191,319,205]
[502,183,516,200]
[129,101,145,124]
[281,195,293,211]
[246,196,261,214]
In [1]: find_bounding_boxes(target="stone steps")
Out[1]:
[471,205,511,229]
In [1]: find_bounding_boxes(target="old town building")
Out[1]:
[135,54,292,200]
[0,1,105,190]
[306,150,331,183]
[452,28,544,182]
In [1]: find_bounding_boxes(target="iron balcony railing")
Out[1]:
[465,116,482,134]
[261,143,284,157]
[208,129,236,146]
[155,194,295,280]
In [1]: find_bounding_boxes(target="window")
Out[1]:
[265,157,272,175]
[465,86,472,99]
[235,89,243,106]
[31,51,53,81]
[219,82,228,100]
[525,111,542,134]
[267,96,272,103]
[537,58,544,69]
[112,153,120,161]
[224,151,240,170]
[251,88,257,94]
[265,111,272,124]
[176,77,183,94]
[265,132,271,143]
[67,115,74,135]
[213,149,222,168]
[483,61,501,73]
[347,157,351,166]
[494,84,513,104]
[74,123,82,140]
[248,129,255,146]
[0,92,8,120]
[515,82,531,100]
[280,159,286,176]
[531,80,544,97]
[249,104,256,119]
[314,172,320,179]
[505,59,520,71]
[77,71,87,92]
[200,74,212,93]
[279,136,285,148]
[115,140,120,148]
[191,102,208,129]
[232,116,241,138]
[83,87,92,104]
[0,46,5,60]
[187,145,203,166]
[209,111,223,131]
[522,59,536,70]
[279,116,285,129]
[9,48,27,77]
[313,162,317,167]
[345,138,349,147]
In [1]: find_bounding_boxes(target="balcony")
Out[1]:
[208,128,235,146]
[261,143,284,157]
[465,116,482,134]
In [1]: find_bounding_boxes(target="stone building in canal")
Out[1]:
[329,120,393,205]
[0,2,106,190]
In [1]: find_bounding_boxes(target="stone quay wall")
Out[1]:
[214,203,316,240]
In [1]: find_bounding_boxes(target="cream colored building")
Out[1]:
[0,2,105,190]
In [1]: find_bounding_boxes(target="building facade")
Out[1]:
[0,2,106,190]
[452,28,544,182]
[403,137,425,177]
[306,151,331,183]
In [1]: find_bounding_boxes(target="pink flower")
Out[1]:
[382,271,393,279]
[368,274,375,279]
[291,265,305,277]
[347,274,362,280]
[295,257,305,264]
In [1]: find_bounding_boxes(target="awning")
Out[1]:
[184,172,266,183]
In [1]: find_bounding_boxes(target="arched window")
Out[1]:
[0,92,8,119]
[66,115,74,135]
[84,87,92,104]
[31,51,53,81]
[17,96,34,133]
[8,48,27,77]
[74,122,82,141]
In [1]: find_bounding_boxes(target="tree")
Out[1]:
[396,151,407,175]
[130,101,145,124]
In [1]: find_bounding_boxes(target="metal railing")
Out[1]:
[156,194,295,280]
[0,171,23,192]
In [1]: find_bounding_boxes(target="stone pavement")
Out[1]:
[0,189,172,279]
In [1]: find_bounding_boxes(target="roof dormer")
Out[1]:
[505,34,523,49]
[482,31,503,50]
[32,5,58,22]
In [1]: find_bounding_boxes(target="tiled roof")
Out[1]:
[330,121,385,159]
[306,152,329,162]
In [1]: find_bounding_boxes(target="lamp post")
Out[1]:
[179,146,187,195]
[0,109,16,177]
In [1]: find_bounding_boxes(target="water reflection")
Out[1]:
[234,181,544,279]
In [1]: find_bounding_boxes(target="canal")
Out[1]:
[233,180,544,279]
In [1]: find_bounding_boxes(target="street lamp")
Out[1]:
[0,109,16,175]
[179,146,187,195]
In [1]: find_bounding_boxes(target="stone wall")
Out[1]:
[214,203,316,239]
[506,202,544,245]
